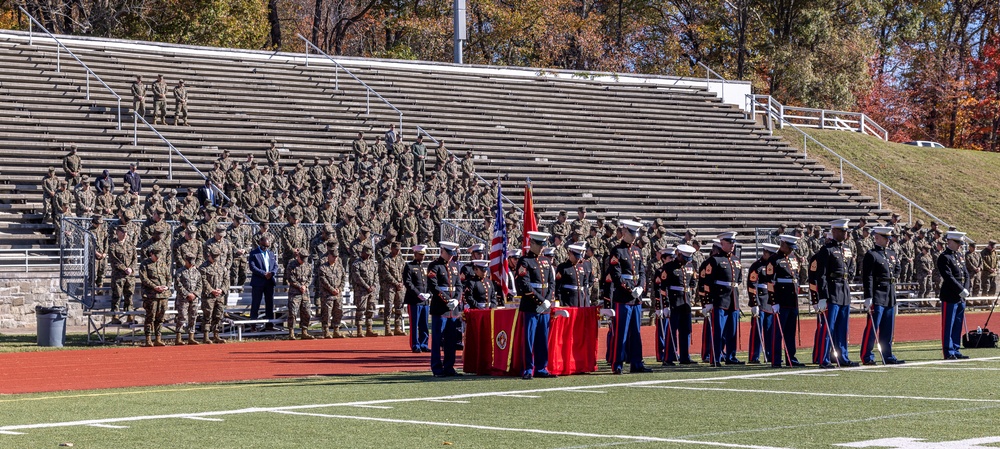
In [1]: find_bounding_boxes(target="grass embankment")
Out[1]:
[775,127,1000,241]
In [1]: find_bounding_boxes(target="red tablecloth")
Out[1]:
[463,307,599,376]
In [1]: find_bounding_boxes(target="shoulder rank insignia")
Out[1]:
[809,260,817,272]
[766,264,774,275]
[609,256,619,266]
[518,266,527,276]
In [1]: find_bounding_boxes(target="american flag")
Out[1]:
[489,181,510,297]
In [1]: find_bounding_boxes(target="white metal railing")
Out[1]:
[749,94,888,141]
[749,94,950,228]
[132,111,230,202]
[0,246,75,272]
[689,59,727,100]
[18,6,122,130]
[298,34,403,133]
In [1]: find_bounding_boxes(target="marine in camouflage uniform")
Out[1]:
[109,226,137,324]
[228,214,252,287]
[351,244,380,337]
[89,215,109,288]
[200,246,229,344]
[285,248,315,339]
[915,246,935,298]
[139,245,172,347]
[173,253,201,345]
[317,248,347,338]
[379,240,406,336]
[152,74,168,124]
[174,224,204,271]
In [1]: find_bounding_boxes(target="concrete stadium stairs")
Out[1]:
[0,30,890,248]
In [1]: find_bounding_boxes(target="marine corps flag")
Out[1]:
[522,178,537,252]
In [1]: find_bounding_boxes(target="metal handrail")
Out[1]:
[749,94,951,229]
[750,95,888,141]
[297,34,403,133]
[18,6,122,130]
[132,112,231,203]
[415,125,524,214]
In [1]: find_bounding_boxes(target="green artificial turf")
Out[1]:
[2,341,999,448]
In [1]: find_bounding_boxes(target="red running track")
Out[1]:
[0,312,968,394]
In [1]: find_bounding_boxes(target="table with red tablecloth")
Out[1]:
[463,306,599,376]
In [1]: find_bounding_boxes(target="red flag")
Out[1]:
[522,180,537,251]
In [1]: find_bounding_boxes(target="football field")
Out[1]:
[2,341,999,448]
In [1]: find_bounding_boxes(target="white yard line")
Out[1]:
[1,355,996,435]
[631,385,1000,404]
[498,394,541,398]
[677,403,1000,440]
[87,424,128,429]
[347,405,393,409]
[272,410,791,449]
[566,390,607,394]
[183,417,225,422]
[424,399,470,403]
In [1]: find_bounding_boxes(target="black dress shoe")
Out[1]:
[885,359,906,365]
[725,359,746,365]
[630,365,653,373]
[747,360,761,365]
[412,348,421,353]
[817,363,835,369]
[862,360,877,366]
[522,373,533,380]
[433,373,446,378]
[790,361,806,367]
[709,362,722,367]
[612,368,623,375]
[662,361,676,367]
[679,360,698,365]
[770,364,784,369]
[445,371,463,377]
[535,371,557,378]
[945,355,958,360]
[957,354,970,359]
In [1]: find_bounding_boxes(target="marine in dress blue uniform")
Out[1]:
[515,231,557,379]
[403,245,431,352]
[861,227,906,365]
[697,232,743,366]
[808,219,857,368]
[555,244,591,307]
[607,220,651,374]
[939,231,972,360]
[462,259,493,309]
[658,244,698,365]
[746,243,778,364]
[652,247,674,363]
[766,236,806,367]
[427,241,463,377]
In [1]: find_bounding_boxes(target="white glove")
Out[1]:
[750,306,759,316]
[419,293,430,301]
[960,289,970,299]
[817,299,827,312]
[654,309,664,319]
[599,308,616,318]
[631,287,644,298]
[543,299,552,311]
[447,299,459,310]
[702,304,713,314]
[771,304,780,314]
[554,309,570,318]
[863,297,872,309]
[663,308,671,318]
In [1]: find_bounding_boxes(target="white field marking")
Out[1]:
[424,399,470,403]
[183,417,224,422]
[847,370,888,373]
[347,405,393,409]
[631,385,1000,404]
[498,394,540,398]
[0,431,24,435]
[686,381,728,384]
[271,410,791,449]
[796,373,840,377]
[88,424,128,429]
[921,367,1000,371]
[566,390,607,394]
[676,403,1000,440]
[3,355,998,435]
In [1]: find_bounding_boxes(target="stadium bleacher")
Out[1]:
[0,29,890,249]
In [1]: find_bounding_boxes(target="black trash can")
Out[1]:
[36,305,67,347]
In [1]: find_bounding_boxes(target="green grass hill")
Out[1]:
[775,127,1000,242]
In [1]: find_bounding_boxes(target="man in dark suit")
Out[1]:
[124,163,142,194]
[249,235,279,330]
[197,179,220,208]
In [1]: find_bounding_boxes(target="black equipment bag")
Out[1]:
[964,293,1000,349]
